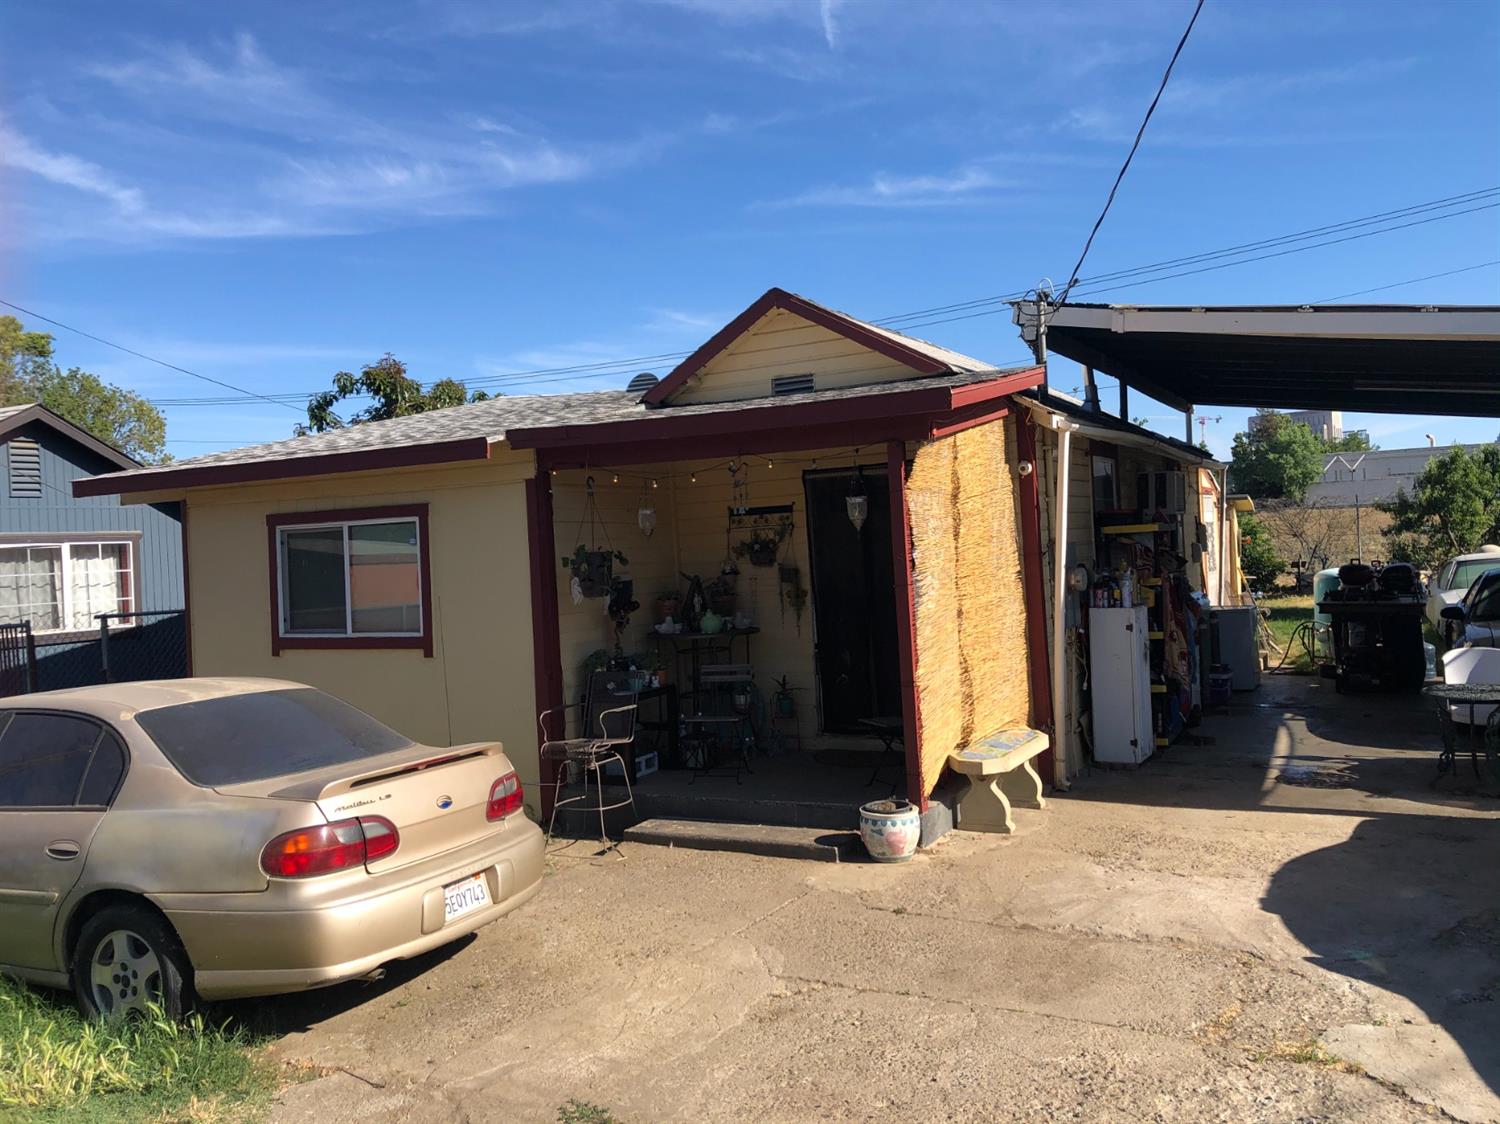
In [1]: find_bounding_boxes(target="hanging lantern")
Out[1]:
[846,465,868,532]
[638,505,657,538]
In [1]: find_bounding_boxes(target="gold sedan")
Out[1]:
[0,678,543,1016]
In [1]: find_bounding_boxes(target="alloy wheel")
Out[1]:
[88,929,164,1017]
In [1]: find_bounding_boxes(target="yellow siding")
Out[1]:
[551,451,857,747]
[550,467,680,715]
[176,451,547,810]
[671,307,921,405]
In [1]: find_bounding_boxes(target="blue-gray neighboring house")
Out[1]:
[0,403,186,692]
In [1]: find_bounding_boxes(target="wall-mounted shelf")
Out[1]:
[1101,522,1168,536]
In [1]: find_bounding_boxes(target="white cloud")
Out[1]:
[0,116,144,213]
[757,165,1013,209]
[819,0,842,50]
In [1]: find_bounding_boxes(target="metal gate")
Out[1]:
[0,622,37,697]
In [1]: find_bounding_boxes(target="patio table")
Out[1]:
[1421,681,1500,787]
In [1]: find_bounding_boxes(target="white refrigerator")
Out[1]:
[1089,605,1155,765]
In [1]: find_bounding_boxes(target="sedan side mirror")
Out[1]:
[1440,605,1467,621]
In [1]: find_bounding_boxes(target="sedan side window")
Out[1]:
[0,712,104,808]
[78,731,127,806]
[1471,577,1500,622]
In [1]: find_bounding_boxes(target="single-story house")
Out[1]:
[76,289,1243,835]
[0,403,185,693]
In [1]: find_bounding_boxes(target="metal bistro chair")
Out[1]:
[539,668,641,848]
[681,663,756,783]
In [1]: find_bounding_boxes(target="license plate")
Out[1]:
[442,873,491,924]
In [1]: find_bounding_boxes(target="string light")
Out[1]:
[612,472,620,484]
[690,472,697,483]
[650,478,658,489]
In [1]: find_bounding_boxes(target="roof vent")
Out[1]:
[627,372,660,394]
[772,373,815,397]
[7,438,41,499]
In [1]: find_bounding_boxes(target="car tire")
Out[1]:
[70,903,196,1020]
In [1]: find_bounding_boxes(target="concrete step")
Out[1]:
[623,817,862,862]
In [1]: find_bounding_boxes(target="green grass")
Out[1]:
[0,976,278,1123]
[1260,594,1318,674]
[558,1100,623,1124]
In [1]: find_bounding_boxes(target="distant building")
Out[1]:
[1306,442,1489,506]
[1249,408,1344,442]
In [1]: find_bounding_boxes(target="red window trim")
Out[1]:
[266,503,433,658]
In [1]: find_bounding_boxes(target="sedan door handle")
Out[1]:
[45,840,81,861]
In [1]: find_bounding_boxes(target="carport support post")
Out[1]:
[886,439,926,810]
[1185,404,1195,446]
[1119,380,1128,421]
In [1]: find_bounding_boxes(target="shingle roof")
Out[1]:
[81,366,1025,495]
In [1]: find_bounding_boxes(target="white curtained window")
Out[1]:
[0,541,134,633]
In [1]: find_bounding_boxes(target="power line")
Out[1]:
[1312,260,1500,304]
[1056,0,1205,306]
[874,189,1497,329]
[0,298,305,414]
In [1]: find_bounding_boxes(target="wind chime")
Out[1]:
[846,449,869,532]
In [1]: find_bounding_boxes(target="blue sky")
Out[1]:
[1,0,1497,460]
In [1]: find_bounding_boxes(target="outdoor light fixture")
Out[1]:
[846,464,868,533]
[1018,460,1034,476]
[638,505,657,538]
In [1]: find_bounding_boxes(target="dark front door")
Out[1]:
[804,468,902,733]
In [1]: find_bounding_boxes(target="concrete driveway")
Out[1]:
[263,676,1499,1123]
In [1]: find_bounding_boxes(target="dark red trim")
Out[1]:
[525,466,564,817]
[929,403,1009,441]
[265,503,434,658]
[642,288,953,406]
[513,384,956,450]
[1014,416,1056,782]
[947,367,1045,408]
[886,440,926,809]
[75,437,491,498]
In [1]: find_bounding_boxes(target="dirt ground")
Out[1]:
[259,675,1499,1124]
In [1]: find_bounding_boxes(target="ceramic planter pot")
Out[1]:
[571,551,613,598]
[859,799,920,862]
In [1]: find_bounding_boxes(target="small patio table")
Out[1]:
[1421,681,1500,787]
[858,716,904,793]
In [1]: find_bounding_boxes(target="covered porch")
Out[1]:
[516,368,1048,836]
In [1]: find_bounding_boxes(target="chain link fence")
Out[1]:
[0,610,188,697]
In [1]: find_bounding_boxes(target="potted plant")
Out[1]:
[771,675,798,719]
[655,590,682,625]
[607,577,639,654]
[561,545,628,599]
[859,799,921,863]
[734,523,792,568]
[707,574,737,617]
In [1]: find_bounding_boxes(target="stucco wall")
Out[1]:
[172,451,546,806]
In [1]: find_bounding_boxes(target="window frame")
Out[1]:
[0,535,139,638]
[266,504,433,657]
[0,709,132,811]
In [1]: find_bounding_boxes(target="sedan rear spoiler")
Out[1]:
[217,742,504,802]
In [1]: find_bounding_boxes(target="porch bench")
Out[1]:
[948,728,1049,834]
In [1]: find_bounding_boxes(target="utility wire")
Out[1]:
[1311,260,1500,304]
[1055,0,1205,306]
[873,186,1498,327]
[0,298,305,414]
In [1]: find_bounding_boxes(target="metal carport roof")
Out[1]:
[1011,303,1500,416]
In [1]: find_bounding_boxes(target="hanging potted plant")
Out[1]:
[734,523,792,568]
[606,577,639,654]
[561,545,628,599]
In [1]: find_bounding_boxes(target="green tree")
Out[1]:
[298,354,491,435]
[1381,444,1500,570]
[1229,411,1326,502]
[1238,511,1286,591]
[0,315,56,400]
[0,315,169,463]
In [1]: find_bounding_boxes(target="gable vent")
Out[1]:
[772,373,815,397]
[626,371,660,394]
[7,438,42,499]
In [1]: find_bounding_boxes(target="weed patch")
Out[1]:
[0,977,276,1123]
[559,1098,623,1124]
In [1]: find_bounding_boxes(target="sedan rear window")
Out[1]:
[135,688,413,787]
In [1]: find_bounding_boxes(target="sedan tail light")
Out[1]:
[486,771,523,821]
[261,816,400,878]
